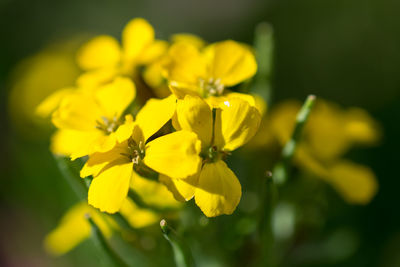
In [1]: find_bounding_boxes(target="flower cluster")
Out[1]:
[38,17,262,219]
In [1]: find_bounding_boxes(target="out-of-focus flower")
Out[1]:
[143,33,206,98]
[8,40,80,137]
[162,40,260,110]
[44,202,113,255]
[50,77,136,159]
[251,99,381,204]
[161,95,261,217]
[44,194,173,256]
[76,18,167,90]
[80,95,202,213]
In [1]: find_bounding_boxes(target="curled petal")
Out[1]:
[214,98,261,151]
[176,95,213,148]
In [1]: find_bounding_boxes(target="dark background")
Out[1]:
[0,0,399,266]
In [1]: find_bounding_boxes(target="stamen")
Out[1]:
[94,115,119,134]
[199,77,225,97]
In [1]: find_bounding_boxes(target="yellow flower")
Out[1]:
[161,95,261,217]
[142,33,206,98]
[80,95,202,213]
[162,40,259,110]
[44,202,112,255]
[76,18,167,89]
[8,40,80,136]
[250,99,380,204]
[44,199,163,255]
[50,77,136,159]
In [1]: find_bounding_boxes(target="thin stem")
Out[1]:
[160,219,194,267]
[252,22,274,105]
[87,215,129,267]
[53,155,88,200]
[272,95,316,185]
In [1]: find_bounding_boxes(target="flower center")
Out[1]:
[202,146,231,163]
[199,78,224,97]
[95,116,120,135]
[127,137,145,165]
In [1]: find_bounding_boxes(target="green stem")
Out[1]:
[160,219,194,267]
[53,155,88,200]
[272,94,316,185]
[253,22,274,105]
[87,215,129,267]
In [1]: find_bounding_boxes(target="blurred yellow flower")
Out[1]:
[76,18,167,89]
[50,77,136,159]
[44,202,112,255]
[143,33,206,98]
[44,198,165,256]
[80,95,202,213]
[8,40,80,137]
[161,95,261,217]
[251,99,380,204]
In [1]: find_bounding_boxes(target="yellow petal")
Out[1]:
[176,95,213,148]
[171,33,206,49]
[77,35,121,70]
[52,92,101,131]
[344,107,381,145]
[169,84,201,99]
[76,68,118,90]
[130,171,181,208]
[44,202,110,255]
[122,18,154,63]
[88,160,133,213]
[135,95,176,141]
[136,40,168,64]
[50,129,103,159]
[80,141,130,178]
[119,199,159,228]
[90,133,118,154]
[195,161,242,217]
[144,131,202,179]
[35,87,75,118]
[225,92,266,116]
[94,77,136,119]
[295,149,378,204]
[159,174,199,202]
[205,40,257,86]
[327,161,378,204]
[163,42,207,87]
[143,61,165,89]
[214,98,261,151]
[114,115,135,143]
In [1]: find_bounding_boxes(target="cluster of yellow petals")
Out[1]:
[29,16,381,257]
[37,16,261,228]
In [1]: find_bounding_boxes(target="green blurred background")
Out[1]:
[0,0,399,266]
